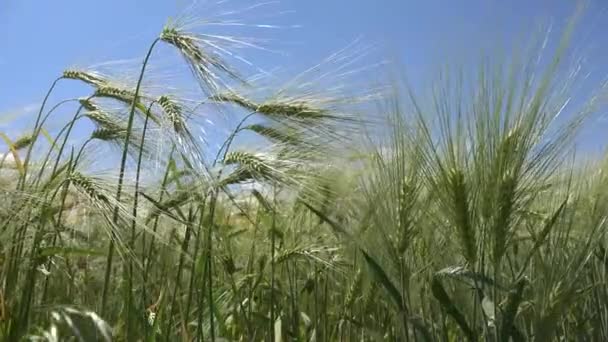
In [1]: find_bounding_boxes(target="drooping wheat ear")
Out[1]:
[63,69,107,87]
[80,98,147,153]
[244,124,301,146]
[212,92,258,111]
[89,123,146,157]
[91,128,126,142]
[221,151,280,186]
[274,247,307,264]
[257,101,333,121]
[159,26,241,94]
[94,86,159,124]
[158,95,185,134]
[12,134,34,150]
[224,151,271,174]
[213,91,336,122]
[95,86,140,104]
[79,98,100,112]
[219,167,254,186]
[80,99,124,131]
[69,172,110,205]
[448,168,477,265]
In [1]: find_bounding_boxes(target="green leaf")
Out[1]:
[301,201,349,236]
[431,276,476,341]
[361,249,404,311]
[499,277,527,341]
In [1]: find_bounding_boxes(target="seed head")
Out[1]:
[158,95,185,134]
[245,124,301,146]
[94,86,160,124]
[63,69,106,87]
[95,86,138,103]
[257,101,329,120]
[69,172,110,204]
[224,151,267,173]
[91,128,125,142]
[222,151,277,185]
[160,26,242,95]
[79,98,100,112]
[212,92,258,111]
[12,134,34,150]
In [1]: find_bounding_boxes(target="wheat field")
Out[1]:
[2,4,608,342]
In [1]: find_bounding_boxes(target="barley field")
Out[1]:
[2,3,608,342]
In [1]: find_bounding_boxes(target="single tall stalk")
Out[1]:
[19,77,63,190]
[270,189,277,342]
[142,149,174,339]
[126,100,155,340]
[205,188,219,342]
[101,38,160,316]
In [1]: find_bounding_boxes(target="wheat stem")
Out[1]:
[101,37,160,317]
[19,77,63,190]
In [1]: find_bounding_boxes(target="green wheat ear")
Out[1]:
[81,100,124,131]
[63,69,107,87]
[12,134,34,150]
[90,128,126,142]
[224,151,269,173]
[244,124,302,146]
[69,172,110,205]
[212,92,258,111]
[158,95,186,134]
[447,167,476,265]
[94,85,161,125]
[159,26,242,95]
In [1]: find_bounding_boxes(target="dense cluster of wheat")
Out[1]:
[1,5,608,342]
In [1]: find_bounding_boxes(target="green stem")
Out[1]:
[185,195,208,330]
[142,149,174,339]
[19,77,63,190]
[206,190,219,342]
[270,190,277,342]
[126,100,155,340]
[213,111,257,166]
[165,206,196,342]
[101,37,160,317]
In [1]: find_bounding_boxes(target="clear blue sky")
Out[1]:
[1,0,607,151]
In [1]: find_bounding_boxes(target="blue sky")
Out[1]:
[1,0,607,151]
